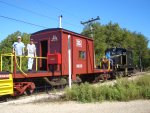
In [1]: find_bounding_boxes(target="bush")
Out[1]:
[65,74,150,102]
[135,75,150,99]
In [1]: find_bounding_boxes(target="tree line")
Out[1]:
[0,22,150,71]
[81,22,150,69]
[0,31,30,71]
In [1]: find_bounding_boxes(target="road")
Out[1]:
[0,100,150,113]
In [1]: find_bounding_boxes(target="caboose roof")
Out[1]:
[31,28,93,41]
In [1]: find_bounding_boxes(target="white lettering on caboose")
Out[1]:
[0,74,9,79]
[51,35,58,42]
[76,64,83,68]
[76,39,82,47]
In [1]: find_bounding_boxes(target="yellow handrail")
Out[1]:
[0,53,47,75]
[100,57,111,71]
[108,60,110,71]
[11,55,13,73]
[14,53,27,77]
[100,61,102,68]
[1,54,2,71]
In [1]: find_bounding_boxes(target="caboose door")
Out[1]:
[40,40,48,70]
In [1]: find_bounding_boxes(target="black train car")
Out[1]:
[105,47,134,76]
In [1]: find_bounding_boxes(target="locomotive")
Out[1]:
[104,47,135,77]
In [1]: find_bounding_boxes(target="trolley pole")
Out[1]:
[81,16,100,68]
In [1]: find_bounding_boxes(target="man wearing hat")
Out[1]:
[12,36,25,56]
[27,39,36,71]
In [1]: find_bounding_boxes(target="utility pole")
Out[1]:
[81,16,100,38]
[81,16,100,68]
[138,46,142,72]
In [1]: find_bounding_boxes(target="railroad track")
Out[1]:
[0,84,65,103]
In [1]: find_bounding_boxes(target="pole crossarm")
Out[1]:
[81,16,100,25]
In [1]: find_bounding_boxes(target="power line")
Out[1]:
[0,15,48,28]
[0,0,81,29]
[33,0,82,28]
[36,0,83,21]
[0,0,57,21]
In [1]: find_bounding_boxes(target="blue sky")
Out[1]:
[0,0,150,47]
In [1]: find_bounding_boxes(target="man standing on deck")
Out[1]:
[27,39,36,71]
[12,36,25,56]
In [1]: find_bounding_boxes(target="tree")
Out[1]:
[0,31,30,71]
[81,22,150,68]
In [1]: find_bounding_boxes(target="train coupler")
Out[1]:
[13,82,35,96]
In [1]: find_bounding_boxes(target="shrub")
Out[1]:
[65,74,150,102]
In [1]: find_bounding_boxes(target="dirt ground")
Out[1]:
[0,72,150,113]
[0,100,150,113]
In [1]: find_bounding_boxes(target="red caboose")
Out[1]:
[0,28,112,96]
[31,28,94,80]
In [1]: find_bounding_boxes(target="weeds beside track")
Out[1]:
[65,73,150,102]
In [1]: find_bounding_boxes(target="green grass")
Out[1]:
[64,74,150,102]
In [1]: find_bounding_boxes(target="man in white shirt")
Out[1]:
[27,39,36,71]
[12,36,25,56]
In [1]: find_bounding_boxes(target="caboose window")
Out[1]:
[79,51,86,59]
